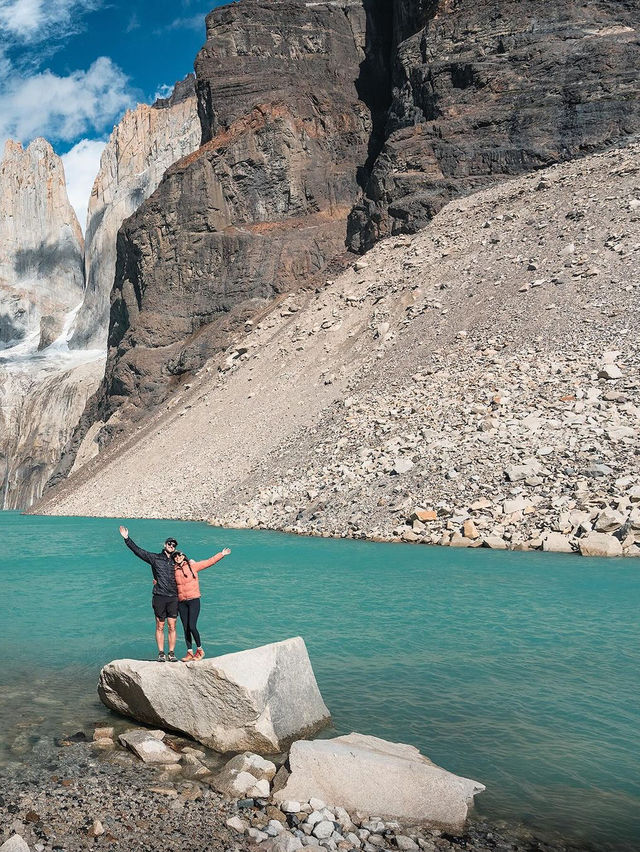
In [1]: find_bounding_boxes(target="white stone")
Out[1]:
[248,827,269,842]
[598,364,622,380]
[579,533,623,557]
[594,508,625,532]
[274,733,484,831]
[117,729,181,764]
[249,777,272,798]
[226,816,249,832]
[482,536,507,550]
[267,836,304,852]
[281,801,302,813]
[504,460,541,482]
[541,532,574,554]
[503,497,532,514]
[88,819,105,838]
[0,838,30,852]
[99,637,331,753]
[312,821,335,839]
[333,806,354,831]
[309,797,327,811]
[213,769,262,797]
[392,458,414,475]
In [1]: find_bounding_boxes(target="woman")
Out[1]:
[172,546,231,661]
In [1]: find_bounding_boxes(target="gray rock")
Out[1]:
[395,836,419,851]
[226,816,249,832]
[482,536,507,550]
[99,637,331,753]
[274,732,484,831]
[265,835,304,852]
[579,532,623,557]
[117,729,181,764]
[392,458,414,475]
[248,827,269,843]
[594,508,625,532]
[542,532,574,554]
[312,821,335,839]
[0,838,30,852]
[598,364,623,380]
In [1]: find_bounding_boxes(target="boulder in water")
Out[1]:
[273,733,485,831]
[98,637,330,753]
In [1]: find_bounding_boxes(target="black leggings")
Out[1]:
[178,598,202,648]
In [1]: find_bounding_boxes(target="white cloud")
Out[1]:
[61,138,105,232]
[0,0,99,43]
[0,57,133,149]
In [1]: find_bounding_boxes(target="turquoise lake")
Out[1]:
[1,511,638,851]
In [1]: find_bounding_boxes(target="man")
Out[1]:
[119,525,180,662]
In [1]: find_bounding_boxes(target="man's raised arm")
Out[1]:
[119,525,154,565]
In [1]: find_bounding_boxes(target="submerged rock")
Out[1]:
[98,637,330,753]
[273,732,485,831]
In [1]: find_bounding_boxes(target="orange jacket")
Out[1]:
[174,553,226,602]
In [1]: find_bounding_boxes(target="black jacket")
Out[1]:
[124,536,178,598]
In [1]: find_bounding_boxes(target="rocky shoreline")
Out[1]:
[0,730,585,852]
[212,341,640,559]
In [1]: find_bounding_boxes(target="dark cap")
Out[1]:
[165,537,177,547]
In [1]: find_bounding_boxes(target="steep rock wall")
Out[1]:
[69,75,200,350]
[0,357,103,509]
[0,139,84,349]
[0,139,102,508]
[348,0,640,250]
[93,0,372,428]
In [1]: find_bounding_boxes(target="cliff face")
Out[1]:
[36,0,640,500]
[0,138,102,508]
[69,75,200,350]
[95,0,372,425]
[0,357,103,509]
[0,139,84,350]
[347,0,640,250]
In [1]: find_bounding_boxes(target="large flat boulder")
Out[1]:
[273,733,485,831]
[97,637,330,753]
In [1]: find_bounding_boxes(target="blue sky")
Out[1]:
[0,0,230,226]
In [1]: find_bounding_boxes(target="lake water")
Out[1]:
[1,512,638,850]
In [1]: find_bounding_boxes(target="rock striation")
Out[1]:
[69,75,201,350]
[97,637,331,753]
[0,139,84,350]
[273,733,485,831]
[347,0,640,250]
[91,0,372,432]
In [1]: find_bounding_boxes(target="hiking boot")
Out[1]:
[167,651,178,663]
[181,650,195,662]
[194,648,205,660]
[157,651,166,663]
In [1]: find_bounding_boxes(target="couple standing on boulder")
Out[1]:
[119,526,231,662]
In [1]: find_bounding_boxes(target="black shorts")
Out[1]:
[152,595,178,621]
